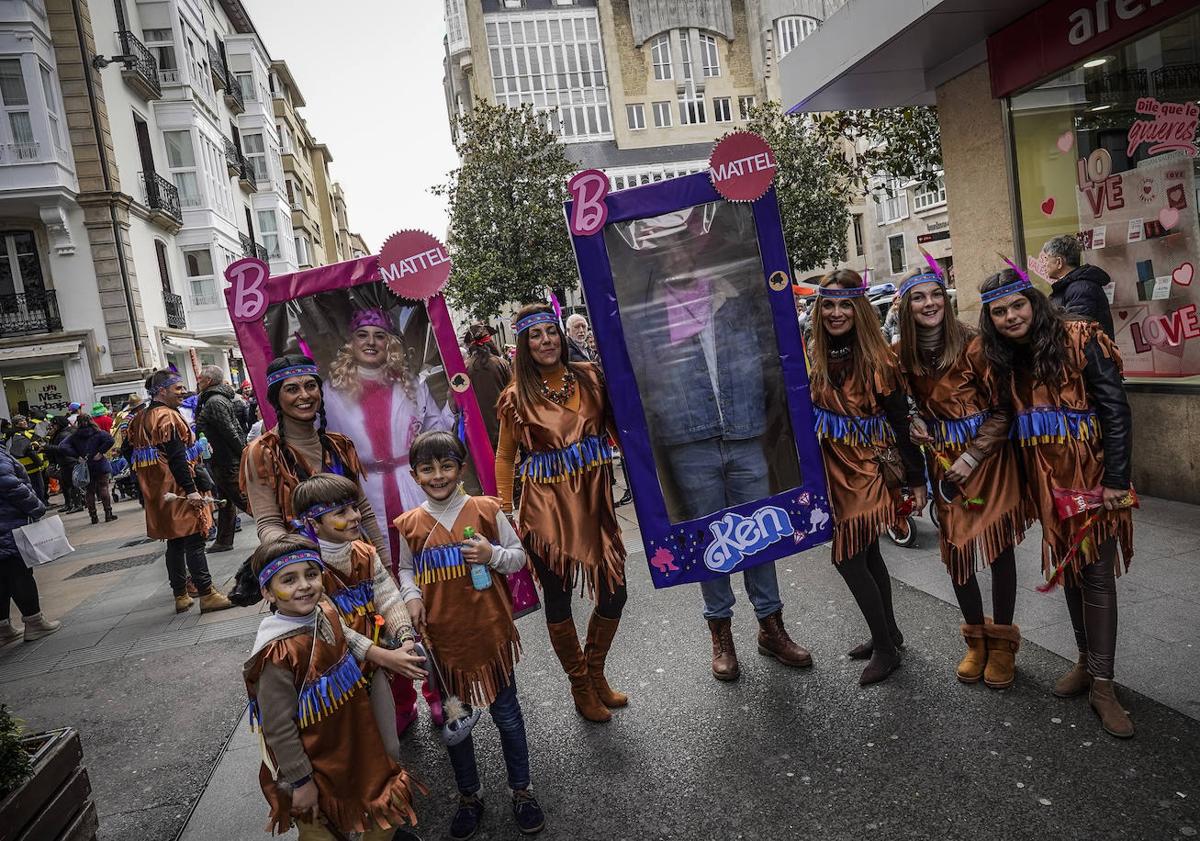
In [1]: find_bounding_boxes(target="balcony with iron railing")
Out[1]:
[162,290,186,329]
[240,232,268,262]
[116,31,161,99]
[0,289,62,336]
[139,171,183,229]
[224,75,245,113]
[224,135,242,175]
[207,44,228,90]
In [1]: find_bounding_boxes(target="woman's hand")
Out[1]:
[910,484,928,517]
[185,491,206,509]
[1101,486,1130,511]
[289,779,319,822]
[461,534,493,566]
[405,598,426,636]
[909,416,933,446]
[945,455,976,485]
[369,644,428,680]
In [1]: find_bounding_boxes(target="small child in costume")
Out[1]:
[244,535,426,839]
[394,431,546,839]
[292,473,422,760]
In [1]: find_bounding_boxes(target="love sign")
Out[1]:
[377,230,452,301]
[708,131,777,202]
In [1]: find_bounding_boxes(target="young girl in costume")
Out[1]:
[895,265,1028,688]
[495,303,627,723]
[808,270,927,686]
[292,474,422,762]
[244,535,425,839]
[978,267,1135,738]
[394,431,545,840]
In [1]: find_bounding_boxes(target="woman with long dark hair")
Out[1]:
[978,268,1135,738]
[495,303,627,723]
[809,270,926,686]
[895,266,1028,688]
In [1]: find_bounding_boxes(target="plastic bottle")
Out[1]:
[465,527,492,590]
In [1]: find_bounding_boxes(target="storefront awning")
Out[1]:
[160,335,212,352]
[780,0,1046,112]
[0,339,82,363]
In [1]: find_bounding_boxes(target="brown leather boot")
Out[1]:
[198,587,234,613]
[1053,651,1093,698]
[983,623,1020,689]
[547,619,610,722]
[956,623,988,683]
[757,610,813,668]
[1090,679,1134,738]
[584,613,627,708]
[707,617,740,681]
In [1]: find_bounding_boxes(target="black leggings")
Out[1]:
[0,554,40,621]
[164,533,212,596]
[1063,538,1119,679]
[951,546,1018,626]
[530,552,627,624]
[836,539,898,649]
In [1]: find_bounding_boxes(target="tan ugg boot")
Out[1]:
[547,619,610,722]
[22,612,62,641]
[584,613,627,708]
[1090,679,1134,738]
[1053,651,1092,698]
[198,587,233,613]
[956,624,988,683]
[983,623,1021,689]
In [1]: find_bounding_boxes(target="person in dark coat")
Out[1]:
[0,441,62,644]
[43,415,84,513]
[61,413,116,524]
[1040,234,1115,337]
[195,366,247,551]
[461,323,511,450]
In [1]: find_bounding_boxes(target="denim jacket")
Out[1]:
[626,279,770,446]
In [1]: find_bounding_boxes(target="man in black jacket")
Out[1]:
[194,366,246,552]
[1040,234,1115,337]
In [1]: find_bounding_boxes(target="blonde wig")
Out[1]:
[328,332,416,401]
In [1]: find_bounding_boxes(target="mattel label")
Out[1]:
[708,131,777,202]
[378,230,452,301]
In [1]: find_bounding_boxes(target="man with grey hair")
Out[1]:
[195,364,246,551]
[565,312,594,362]
[1039,234,1114,337]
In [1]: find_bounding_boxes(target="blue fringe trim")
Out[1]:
[518,434,613,484]
[329,580,376,621]
[414,542,467,586]
[924,411,989,449]
[296,651,368,728]
[813,407,895,447]
[130,442,205,470]
[247,697,260,731]
[1014,407,1098,446]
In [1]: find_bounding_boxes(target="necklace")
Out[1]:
[540,369,577,405]
[828,346,851,360]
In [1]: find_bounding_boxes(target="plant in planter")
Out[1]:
[0,705,31,800]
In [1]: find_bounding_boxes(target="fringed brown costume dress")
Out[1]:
[903,334,1028,584]
[128,403,211,540]
[241,428,364,525]
[245,601,419,835]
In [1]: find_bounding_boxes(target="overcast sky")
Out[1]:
[247,0,455,252]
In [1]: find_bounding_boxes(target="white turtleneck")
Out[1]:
[315,536,413,647]
[394,488,527,604]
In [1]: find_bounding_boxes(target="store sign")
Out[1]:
[1127,98,1199,158]
[19,376,70,415]
[987,0,1192,98]
[917,231,951,244]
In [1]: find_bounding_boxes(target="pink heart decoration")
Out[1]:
[1172,261,1194,286]
[1041,197,1056,216]
[1056,132,1074,153]
[1159,207,1180,229]
[1117,311,1129,320]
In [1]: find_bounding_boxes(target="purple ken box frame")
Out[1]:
[566,172,832,589]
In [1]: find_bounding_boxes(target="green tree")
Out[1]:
[816,105,944,192]
[434,103,577,321]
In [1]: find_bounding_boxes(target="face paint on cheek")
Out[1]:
[331,518,349,530]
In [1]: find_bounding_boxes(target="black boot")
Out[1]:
[847,629,905,660]
[860,644,902,686]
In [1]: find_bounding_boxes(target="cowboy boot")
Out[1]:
[707,617,740,681]
[757,610,813,668]
[198,586,234,613]
[547,619,610,722]
[956,623,988,684]
[983,623,1021,689]
[584,612,627,708]
[1089,678,1135,739]
[1053,651,1093,698]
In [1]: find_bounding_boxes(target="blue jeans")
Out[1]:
[446,674,530,794]
[665,437,784,620]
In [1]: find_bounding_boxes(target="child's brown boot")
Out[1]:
[983,623,1021,689]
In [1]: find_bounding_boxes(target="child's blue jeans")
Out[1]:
[446,672,530,794]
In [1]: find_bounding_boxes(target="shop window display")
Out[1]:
[1010,8,1200,380]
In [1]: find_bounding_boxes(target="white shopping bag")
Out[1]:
[13,516,74,567]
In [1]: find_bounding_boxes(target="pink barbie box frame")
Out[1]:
[223,250,540,616]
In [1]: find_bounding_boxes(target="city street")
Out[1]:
[4,489,1199,840]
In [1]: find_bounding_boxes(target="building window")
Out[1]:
[257,210,281,259]
[650,33,671,80]
[606,160,707,191]
[183,247,217,305]
[38,64,62,152]
[679,31,693,81]
[163,130,202,207]
[652,100,672,128]
[242,133,268,184]
[0,231,44,296]
[154,239,173,293]
[484,10,613,142]
[0,59,34,153]
[445,0,469,53]
[776,15,818,58]
[876,179,908,224]
[236,72,254,103]
[294,234,312,267]
[626,103,645,130]
[699,33,720,77]
[278,122,292,154]
[738,95,756,120]
[712,97,732,123]
[852,213,864,257]
[678,89,705,125]
[912,176,947,212]
[888,234,906,275]
[143,28,178,83]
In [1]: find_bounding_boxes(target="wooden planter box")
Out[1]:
[0,728,97,841]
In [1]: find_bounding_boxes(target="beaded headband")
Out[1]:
[980,255,1032,305]
[816,283,867,299]
[156,375,182,393]
[898,271,945,298]
[515,311,558,334]
[266,363,320,387]
[257,549,324,588]
[349,307,395,334]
